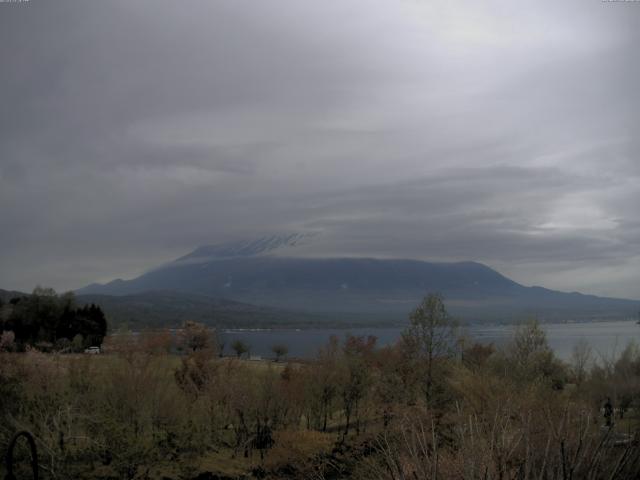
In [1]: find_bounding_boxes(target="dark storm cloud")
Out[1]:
[1,0,639,298]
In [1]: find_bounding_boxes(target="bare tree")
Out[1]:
[271,344,289,362]
[340,335,376,437]
[181,321,215,353]
[231,339,249,358]
[571,338,592,386]
[402,293,458,404]
[0,330,15,352]
[512,318,548,362]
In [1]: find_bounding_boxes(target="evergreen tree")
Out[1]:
[4,290,107,349]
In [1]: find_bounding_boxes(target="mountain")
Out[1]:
[78,235,640,323]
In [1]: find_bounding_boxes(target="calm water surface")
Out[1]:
[220,320,640,361]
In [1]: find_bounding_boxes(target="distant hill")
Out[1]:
[0,288,27,303]
[75,290,333,330]
[1,287,338,330]
[77,235,640,323]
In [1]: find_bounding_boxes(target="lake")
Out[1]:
[219,320,640,362]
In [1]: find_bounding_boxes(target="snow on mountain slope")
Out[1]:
[175,233,317,263]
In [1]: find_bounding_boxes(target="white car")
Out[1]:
[84,346,101,354]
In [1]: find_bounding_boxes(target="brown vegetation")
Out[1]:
[2,295,640,479]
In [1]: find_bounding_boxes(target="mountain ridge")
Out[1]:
[77,237,640,323]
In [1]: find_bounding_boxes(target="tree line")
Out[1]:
[0,287,107,352]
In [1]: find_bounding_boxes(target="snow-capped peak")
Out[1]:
[177,233,317,262]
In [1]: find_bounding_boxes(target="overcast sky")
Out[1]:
[1,0,639,298]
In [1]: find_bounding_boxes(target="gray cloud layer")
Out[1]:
[1,0,639,298]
